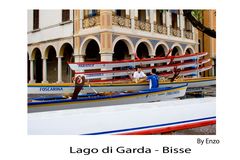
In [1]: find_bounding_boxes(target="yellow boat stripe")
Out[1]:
[27,77,215,87]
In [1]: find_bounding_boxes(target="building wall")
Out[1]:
[27,10,73,44]
[198,10,216,76]
[76,10,197,60]
[28,9,203,83]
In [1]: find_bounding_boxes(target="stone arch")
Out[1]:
[43,45,57,59]
[80,36,101,56]
[59,42,74,57]
[154,41,169,57]
[112,36,134,61]
[44,45,58,83]
[184,45,195,54]
[59,42,74,82]
[112,36,134,54]
[135,39,154,58]
[171,43,184,56]
[27,48,32,60]
[27,53,30,82]
[31,47,42,83]
[30,47,41,60]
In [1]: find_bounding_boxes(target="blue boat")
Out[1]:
[28,84,188,113]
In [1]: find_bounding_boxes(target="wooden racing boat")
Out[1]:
[28,76,215,95]
[28,51,213,95]
[28,83,188,113]
[28,97,216,135]
[68,52,208,71]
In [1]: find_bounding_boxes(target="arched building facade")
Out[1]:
[28,9,199,83]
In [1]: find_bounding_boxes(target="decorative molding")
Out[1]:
[154,24,167,35]
[170,27,181,37]
[112,16,131,28]
[82,16,100,29]
[80,34,100,46]
[135,20,151,32]
[184,30,193,39]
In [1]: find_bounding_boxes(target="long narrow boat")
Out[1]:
[28,76,215,95]
[28,97,216,135]
[74,60,210,80]
[28,84,188,113]
[68,52,208,71]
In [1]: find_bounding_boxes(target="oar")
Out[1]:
[87,80,98,94]
[166,49,173,57]
[170,67,181,82]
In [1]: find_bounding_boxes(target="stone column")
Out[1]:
[42,58,48,83]
[79,10,83,30]
[150,10,154,33]
[73,36,80,58]
[166,11,171,35]
[177,14,180,28]
[29,59,35,83]
[73,54,85,62]
[146,10,150,22]
[126,10,130,18]
[192,25,195,40]
[99,10,114,79]
[134,9,138,18]
[100,53,113,62]
[57,56,63,83]
[179,10,184,38]
[150,55,155,66]
[130,10,135,30]
[130,54,135,60]
[162,11,166,25]
[100,10,113,60]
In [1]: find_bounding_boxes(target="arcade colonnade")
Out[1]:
[28,35,195,83]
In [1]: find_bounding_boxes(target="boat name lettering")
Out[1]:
[40,87,63,92]
[77,64,95,67]
[166,91,180,95]
[87,73,104,77]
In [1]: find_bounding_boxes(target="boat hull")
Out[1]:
[28,77,215,95]
[28,97,216,135]
[28,85,187,113]
[68,52,208,70]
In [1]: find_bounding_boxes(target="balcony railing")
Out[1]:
[154,24,167,35]
[135,20,151,32]
[82,16,100,29]
[112,16,131,28]
[184,30,193,39]
[170,27,181,37]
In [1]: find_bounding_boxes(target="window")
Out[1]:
[33,9,39,30]
[138,10,146,22]
[89,10,97,17]
[198,39,202,52]
[156,10,163,25]
[83,10,99,18]
[171,12,177,29]
[62,10,70,22]
[185,17,192,31]
[116,10,126,17]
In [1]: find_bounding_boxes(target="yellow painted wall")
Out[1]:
[198,10,216,76]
